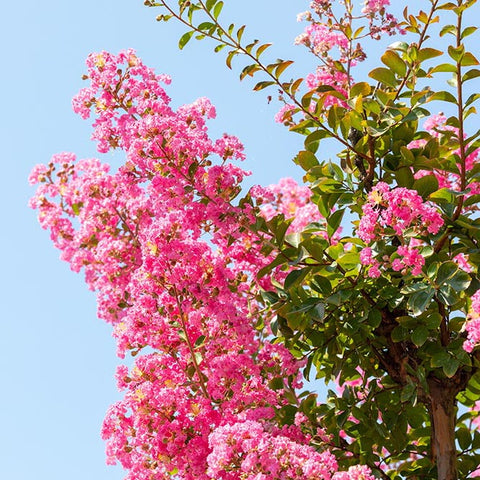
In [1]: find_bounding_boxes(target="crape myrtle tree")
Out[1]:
[29,0,480,479]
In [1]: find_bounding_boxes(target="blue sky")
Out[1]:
[0,1,473,479]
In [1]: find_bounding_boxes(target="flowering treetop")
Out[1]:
[31,0,480,479]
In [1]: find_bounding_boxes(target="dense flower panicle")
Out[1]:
[30,50,375,480]
[357,182,444,277]
[207,420,340,480]
[294,23,349,56]
[257,177,324,233]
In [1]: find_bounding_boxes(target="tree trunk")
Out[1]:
[429,381,457,480]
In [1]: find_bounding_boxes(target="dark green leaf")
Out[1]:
[436,261,458,285]
[413,174,439,198]
[437,284,459,306]
[327,209,345,237]
[407,289,434,316]
[395,166,415,188]
[457,428,472,450]
[284,268,309,290]
[447,270,471,291]
[443,356,460,378]
[411,325,429,347]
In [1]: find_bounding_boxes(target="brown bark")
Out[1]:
[429,381,457,480]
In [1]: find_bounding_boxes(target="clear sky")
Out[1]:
[0,1,471,479]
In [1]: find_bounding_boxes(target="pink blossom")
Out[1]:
[454,253,473,273]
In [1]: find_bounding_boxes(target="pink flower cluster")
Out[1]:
[254,177,324,233]
[410,114,480,211]
[30,50,373,480]
[361,0,403,39]
[280,0,403,123]
[207,420,375,480]
[357,182,444,277]
[294,24,349,56]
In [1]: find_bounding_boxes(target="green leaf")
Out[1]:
[369,67,397,88]
[411,325,429,347]
[428,90,458,104]
[401,382,416,402]
[413,174,439,198]
[381,50,407,76]
[457,427,472,450]
[213,1,223,19]
[407,289,434,316]
[461,26,478,39]
[305,130,330,151]
[368,309,382,328]
[430,188,455,204]
[392,325,409,342]
[395,166,415,188]
[436,261,458,285]
[225,50,237,69]
[447,75,458,88]
[418,48,443,63]
[350,82,371,97]
[255,43,272,58]
[443,356,460,378]
[425,312,442,329]
[337,251,360,270]
[461,52,480,66]
[275,60,294,77]
[205,0,217,10]
[253,81,275,91]
[178,31,194,49]
[236,25,246,42]
[294,151,319,171]
[389,41,409,52]
[437,284,459,306]
[440,24,456,36]
[311,303,325,321]
[429,63,457,73]
[269,376,285,390]
[311,275,332,295]
[197,21,215,31]
[284,268,309,290]
[327,209,345,237]
[431,350,450,368]
[448,44,465,62]
[72,203,82,215]
[447,270,471,292]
